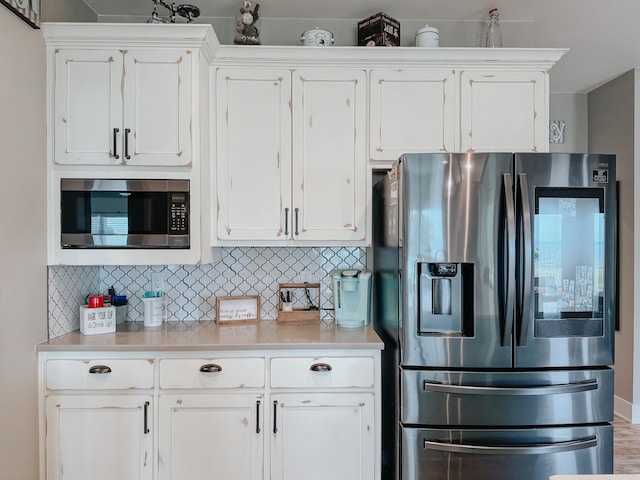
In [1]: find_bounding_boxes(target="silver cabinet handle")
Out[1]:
[310,363,332,372]
[423,379,598,396]
[294,207,300,236]
[424,435,597,455]
[199,364,222,373]
[284,207,290,236]
[112,128,120,159]
[88,365,112,374]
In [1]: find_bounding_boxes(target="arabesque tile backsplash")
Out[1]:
[47,247,367,339]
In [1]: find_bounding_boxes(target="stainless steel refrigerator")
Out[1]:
[372,152,616,480]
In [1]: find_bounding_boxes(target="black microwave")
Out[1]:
[60,179,189,249]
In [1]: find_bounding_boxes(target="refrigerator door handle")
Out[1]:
[423,435,597,455]
[517,173,533,346]
[502,173,516,346]
[423,379,598,396]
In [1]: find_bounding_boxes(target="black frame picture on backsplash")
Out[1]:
[1,0,40,29]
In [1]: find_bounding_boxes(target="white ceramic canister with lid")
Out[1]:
[301,27,335,46]
[415,25,439,47]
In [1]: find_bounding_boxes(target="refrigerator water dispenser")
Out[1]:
[332,269,372,328]
[418,262,474,335]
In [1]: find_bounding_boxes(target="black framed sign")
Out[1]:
[1,0,40,29]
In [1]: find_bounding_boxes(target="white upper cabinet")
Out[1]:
[291,69,367,243]
[369,69,456,160]
[215,68,292,241]
[43,23,219,265]
[53,48,192,167]
[215,67,367,245]
[459,69,547,152]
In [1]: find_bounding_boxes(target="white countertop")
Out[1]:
[36,320,384,352]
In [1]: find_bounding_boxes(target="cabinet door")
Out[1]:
[53,49,123,165]
[45,395,152,480]
[292,69,367,242]
[369,69,456,161]
[271,393,375,480]
[215,68,292,241]
[122,49,192,166]
[158,394,264,480]
[460,70,548,152]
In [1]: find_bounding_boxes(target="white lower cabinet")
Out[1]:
[270,393,375,480]
[40,350,380,480]
[158,393,264,480]
[45,394,153,480]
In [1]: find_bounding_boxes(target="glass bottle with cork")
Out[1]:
[485,7,502,48]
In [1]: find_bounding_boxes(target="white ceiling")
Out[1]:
[79,0,640,94]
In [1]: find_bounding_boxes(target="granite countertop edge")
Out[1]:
[37,321,385,353]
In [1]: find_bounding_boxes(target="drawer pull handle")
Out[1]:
[310,363,332,372]
[113,128,120,159]
[200,364,222,373]
[256,400,261,434]
[144,401,150,434]
[273,400,278,434]
[88,365,112,374]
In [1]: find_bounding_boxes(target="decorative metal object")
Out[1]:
[1,0,40,29]
[549,120,566,144]
[147,0,200,24]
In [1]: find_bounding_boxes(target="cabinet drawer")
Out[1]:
[159,357,265,389]
[270,356,375,388]
[46,359,154,390]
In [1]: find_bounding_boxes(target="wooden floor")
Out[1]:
[614,416,640,474]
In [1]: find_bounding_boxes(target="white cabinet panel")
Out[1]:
[369,69,456,161]
[46,358,154,390]
[292,69,367,242]
[123,50,192,166]
[270,393,375,480]
[270,356,375,388]
[460,70,548,152]
[158,394,263,480]
[216,68,292,241]
[52,48,193,167]
[159,357,265,389]
[53,49,122,165]
[45,395,153,480]
[215,67,367,244]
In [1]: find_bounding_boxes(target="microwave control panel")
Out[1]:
[169,193,189,234]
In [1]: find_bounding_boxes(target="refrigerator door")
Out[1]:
[402,424,613,480]
[400,153,514,368]
[401,368,613,427]
[514,153,616,368]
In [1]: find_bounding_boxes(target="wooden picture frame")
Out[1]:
[1,0,40,29]
[216,295,261,324]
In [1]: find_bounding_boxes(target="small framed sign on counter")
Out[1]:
[216,295,261,324]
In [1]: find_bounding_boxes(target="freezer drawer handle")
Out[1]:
[200,364,222,373]
[423,379,598,396]
[423,435,597,455]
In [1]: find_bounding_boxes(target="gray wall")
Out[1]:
[549,93,588,153]
[588,70,636,420]
[0,9,47,480]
